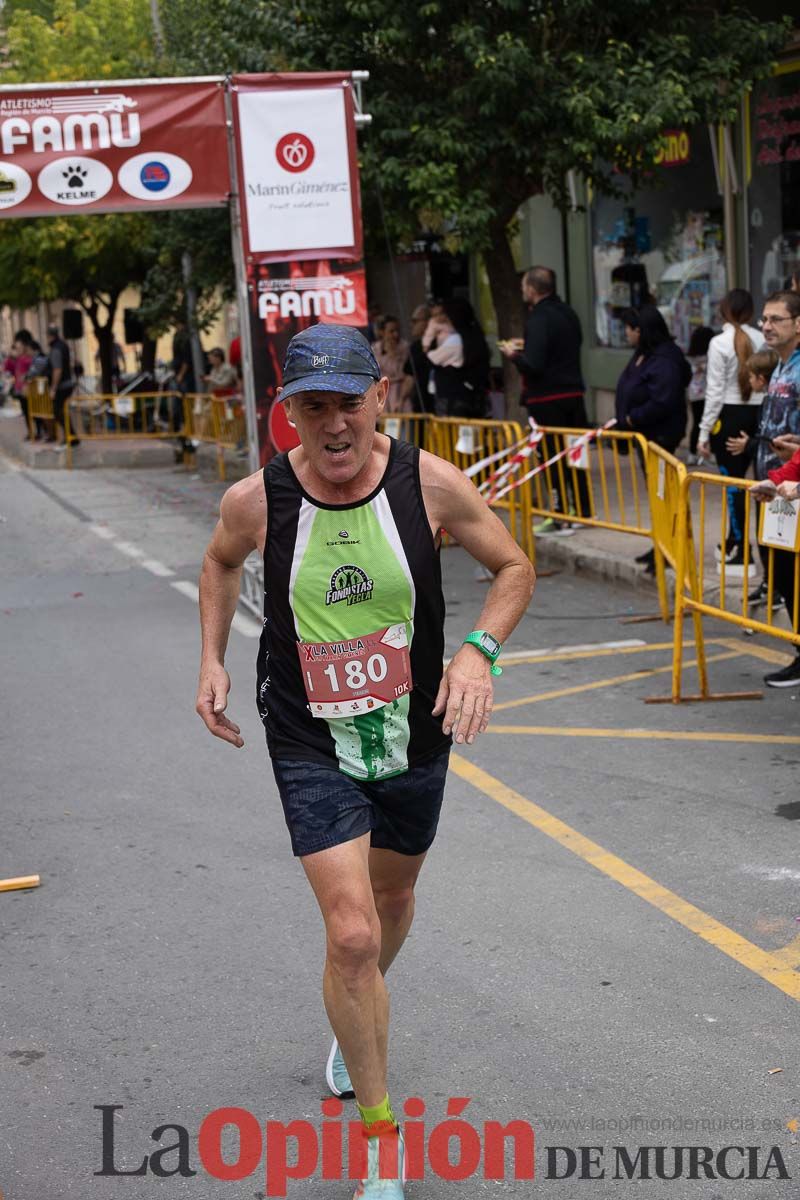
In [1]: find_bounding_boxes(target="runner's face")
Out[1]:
[283,381,387,484]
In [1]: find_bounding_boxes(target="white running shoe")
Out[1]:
[353,1127,405,1198]
[325,1037,354,1098]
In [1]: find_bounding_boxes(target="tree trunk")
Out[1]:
[82,292,120,393]
[96,325,114,394]
[141,335,157,379]
[484,220,525,419]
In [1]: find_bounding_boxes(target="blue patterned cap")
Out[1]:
[280,324,381,400]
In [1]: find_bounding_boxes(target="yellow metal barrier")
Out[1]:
[377,412,434,451]
[644,442,701,627]
[426,417,534,563]
[189,394,247,481]
[65,392,192,467]
[531,425,651,534]
[25,378,53,437]
[530,424,670,617]
[664,469,799,703]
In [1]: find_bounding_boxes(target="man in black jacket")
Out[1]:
[501,266,589,527]
[46,323,75,448]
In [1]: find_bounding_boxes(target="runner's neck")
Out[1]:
[289,438,391,506]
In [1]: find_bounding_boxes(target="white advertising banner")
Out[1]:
[236,85,356,258]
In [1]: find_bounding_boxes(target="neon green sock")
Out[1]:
[357,1093,396,1132]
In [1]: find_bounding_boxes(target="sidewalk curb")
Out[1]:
[535,536,659,593]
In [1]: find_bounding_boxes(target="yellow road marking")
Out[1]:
[773,933,800,969]
[502,641,677,667]
[715,636,794,666]
[487,725,800,744]
[494,651,741,711]
[450,754,800,1002]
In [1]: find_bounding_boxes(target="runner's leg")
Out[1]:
[301,833,389,1108]
[369,847,428,974]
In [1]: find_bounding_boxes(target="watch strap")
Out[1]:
[462,631,503,676]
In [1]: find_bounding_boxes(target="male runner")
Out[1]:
[196,324,535,1198]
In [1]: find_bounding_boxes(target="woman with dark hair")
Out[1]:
[422,297,490,417]
[696,288,764,564]
[615,304,691,571]
[615,304,691,448]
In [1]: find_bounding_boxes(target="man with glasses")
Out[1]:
[749,291,800,685]
[194,324,535,1197]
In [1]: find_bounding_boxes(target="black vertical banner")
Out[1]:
[245,258,368,462]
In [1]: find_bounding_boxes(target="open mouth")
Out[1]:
[324,442,351,457]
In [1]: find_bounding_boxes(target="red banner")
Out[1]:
[246,258,368,462]
[0,79,229,217]
[231,73,363,264]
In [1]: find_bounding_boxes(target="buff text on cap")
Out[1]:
[280,324,381,401]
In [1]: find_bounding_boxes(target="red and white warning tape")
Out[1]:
[470,417,617,503]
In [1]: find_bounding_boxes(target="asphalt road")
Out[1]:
[1,452,799,1199]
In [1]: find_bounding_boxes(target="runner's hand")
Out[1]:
[433,645,494,745]
[196,663,244,747]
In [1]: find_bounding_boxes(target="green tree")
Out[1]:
[0,0,156,387]
[162,0,789,345]
[4,0,152,82]
[0,211,160,381]
[0,0,233,387]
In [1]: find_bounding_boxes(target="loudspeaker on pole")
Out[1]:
[124,309,145,344]
[62,309,84,340]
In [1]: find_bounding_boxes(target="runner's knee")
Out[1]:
[372,883,415,925]
[327,913,381,977]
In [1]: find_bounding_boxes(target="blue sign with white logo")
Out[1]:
[140,161,171,193]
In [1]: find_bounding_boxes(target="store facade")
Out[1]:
[515,52,800,424]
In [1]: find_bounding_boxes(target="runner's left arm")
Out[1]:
[420,452,536,745]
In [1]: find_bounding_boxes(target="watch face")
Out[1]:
[479,633,501,657]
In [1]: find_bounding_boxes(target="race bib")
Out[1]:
[297,622,412,718]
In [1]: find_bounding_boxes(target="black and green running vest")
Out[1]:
[256,439,450,780]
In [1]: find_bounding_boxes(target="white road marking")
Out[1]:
[741,865,800,883]
[171,579,261,639]
[89,523,116,539]
[171,580,200,601]
[140,558,175,578]
[113,539,175,578]
[98,535,175,578]
[499,638,647,662]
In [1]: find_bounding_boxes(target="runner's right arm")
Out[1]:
[196,474,265,747]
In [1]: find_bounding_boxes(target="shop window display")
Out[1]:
[748,63,800,314]
[592,132,726,351]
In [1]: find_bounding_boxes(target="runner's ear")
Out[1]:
[374,377,388,415]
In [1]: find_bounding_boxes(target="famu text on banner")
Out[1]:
[0,79,229,217]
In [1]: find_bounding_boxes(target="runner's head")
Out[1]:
[279,324,388,484]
